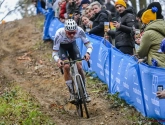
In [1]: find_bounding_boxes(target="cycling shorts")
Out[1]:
[59,41,81,61]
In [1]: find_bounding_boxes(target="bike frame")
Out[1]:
[60,58,90,118]
[70,59,88,99]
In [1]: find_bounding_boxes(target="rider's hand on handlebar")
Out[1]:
[57,59,63,67]
[84,52,90,61]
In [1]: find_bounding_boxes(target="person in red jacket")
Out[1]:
[59,0,67,22]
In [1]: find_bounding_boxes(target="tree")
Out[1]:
[0,0,36,22]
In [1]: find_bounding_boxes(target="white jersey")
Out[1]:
[53,26,90,51]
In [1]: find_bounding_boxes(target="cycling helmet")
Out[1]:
[64,19,77,31]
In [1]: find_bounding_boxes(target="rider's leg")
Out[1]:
[77,62,91,103]
[59,44,75,102]
[63,63,75,102]
[67,41,91,102]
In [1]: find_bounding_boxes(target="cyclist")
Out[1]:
[52,19,93,103]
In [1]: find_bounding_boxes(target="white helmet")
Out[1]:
[64,19,77,31]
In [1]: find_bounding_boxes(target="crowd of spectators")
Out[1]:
[33,0,165,67]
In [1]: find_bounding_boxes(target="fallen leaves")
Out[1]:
[16,52,31,61]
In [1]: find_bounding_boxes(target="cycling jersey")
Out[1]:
[53,26,90,51]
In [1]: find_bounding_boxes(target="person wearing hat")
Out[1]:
[137,2,165,67]
[81,0,90,9]
[136,8,146,23]
[106,0,136,55]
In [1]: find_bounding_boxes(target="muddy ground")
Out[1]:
[0,15,142,125]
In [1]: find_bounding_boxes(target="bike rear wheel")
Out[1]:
[76,76,89,118]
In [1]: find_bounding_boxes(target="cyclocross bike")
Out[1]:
[60,57,90,118]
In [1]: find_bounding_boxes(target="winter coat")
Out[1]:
[105,2,116,17]
[59,2,66,19]
[89,10,109,37]
[108,8,136,49]
[137,19,165,67]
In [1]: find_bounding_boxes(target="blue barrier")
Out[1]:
[110,48,146,116]
[139,64,165,119]
[36,1,48,15]
[43,8,54,40]
[41,12,165,122]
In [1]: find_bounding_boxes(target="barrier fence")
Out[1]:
[37,4,165,123]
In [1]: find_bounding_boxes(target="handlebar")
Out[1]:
[60,58,90,75]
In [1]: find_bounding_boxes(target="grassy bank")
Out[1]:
[0,85,55,125]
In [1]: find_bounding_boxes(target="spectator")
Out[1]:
[32,0,46,14]
[73,10,82,25]
[59,0,67,21]
[81,15,93,32]
[105,0,116,17]
[75,0,83,13]
[81,0,90,9]
[134,8,146,45]
[88,2,109,37]
[136,8,146,23]
[137,2,165,67]
[85,5,95,21]
[147,2,164,19]
[124,0,136,15]
[53,0,61,17]
[66,0,82,16]
[124,0,138,29]
[157,90,165,99]
[107,0,136,55]
[66,0,76,16]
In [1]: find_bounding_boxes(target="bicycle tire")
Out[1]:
[72,80,83,117]
[76,76,89,118]
[76,99,83,117]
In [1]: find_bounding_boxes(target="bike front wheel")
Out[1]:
[76,76,89,118]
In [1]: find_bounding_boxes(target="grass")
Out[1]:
[86,75,161,125]
[0,85,55,125]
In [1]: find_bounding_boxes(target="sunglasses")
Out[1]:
[66,31,77,35]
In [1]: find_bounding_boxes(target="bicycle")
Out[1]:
[60,57,90,118]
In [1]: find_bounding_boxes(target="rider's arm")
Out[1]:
[52,50,59,62]
[84,42,93,55]
[52,29,62,62]
[78,27,93,55]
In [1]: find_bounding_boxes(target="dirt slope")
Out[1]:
[0,15,137,125]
